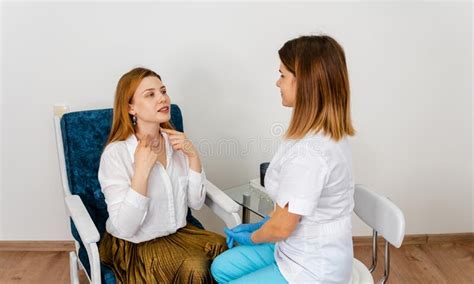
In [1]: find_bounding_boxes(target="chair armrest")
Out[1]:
[204,180,241,228]
[65,195,100,244]
[205,180,240,213]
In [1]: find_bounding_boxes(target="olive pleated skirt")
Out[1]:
[99,224,228,284]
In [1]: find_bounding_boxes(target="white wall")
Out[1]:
[0,0,3,239]
[472,2,474,232]
[1,1,471,240]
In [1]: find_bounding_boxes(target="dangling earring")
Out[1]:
[132,115,137,126]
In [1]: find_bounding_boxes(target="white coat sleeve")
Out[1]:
[275,145,328,216]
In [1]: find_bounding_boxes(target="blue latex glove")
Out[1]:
[226,235,234,249]
[225,216,270,248]
[232,216,270,233]
[224,227,255,247]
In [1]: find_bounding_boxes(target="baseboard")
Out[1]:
[353,232,473,246]
[0,241,76,252]
[0,232,471,251]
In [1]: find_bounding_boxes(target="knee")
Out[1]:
[204,236,228,259]
[211,252,232,283]
[180,257,210,273]
[175,257,211,283]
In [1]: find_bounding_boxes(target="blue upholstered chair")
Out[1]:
[53,104,241,284]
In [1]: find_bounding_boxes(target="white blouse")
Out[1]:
[264,132,355,283]
[98,132,206,243]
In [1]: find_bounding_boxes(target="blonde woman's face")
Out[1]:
[129,76,171,124]
[276,62,297,107]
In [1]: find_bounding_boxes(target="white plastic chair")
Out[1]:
[53,104,242,284]
[351,184,406,284]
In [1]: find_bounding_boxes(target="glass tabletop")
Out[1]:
[224,183,274,217]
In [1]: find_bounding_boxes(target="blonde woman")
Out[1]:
[211,35,356,283]
[98,67,227,283]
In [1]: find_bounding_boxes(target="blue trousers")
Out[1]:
[211,243,287,284]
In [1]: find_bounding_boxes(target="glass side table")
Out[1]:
[224,179,274,223]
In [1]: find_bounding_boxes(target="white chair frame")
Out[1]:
[53,105,242,284]
[352,184,406,284]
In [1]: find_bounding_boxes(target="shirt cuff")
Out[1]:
[189,168,205,186]
[125,188,150,210]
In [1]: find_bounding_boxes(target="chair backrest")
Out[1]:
[354,184,405,248]
[59,105,185,238]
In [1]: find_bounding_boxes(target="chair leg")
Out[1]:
[369,229,378,273]
[380,241,391,284]
[69,251,80,284]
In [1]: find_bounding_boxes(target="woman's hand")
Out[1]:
[134,134,160,173]
[224,228,255,248]
[130,134,162,197]
[225,216,270,248]
[161,128,198,158]
[231,216,270,233]
[161,128,202,173]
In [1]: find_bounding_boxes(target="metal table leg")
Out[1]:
[242,193,251,223]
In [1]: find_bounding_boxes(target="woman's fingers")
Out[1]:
[224,227,235,237]
[137,130,196,157]
[169,139,196,156]
[167,134,186,142]
[162,129,187,142]
[161,128,180,135]
[170,140,183,151]
[169,138,186,146]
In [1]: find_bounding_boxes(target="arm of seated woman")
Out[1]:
[251,203,301,243]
